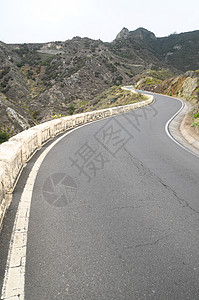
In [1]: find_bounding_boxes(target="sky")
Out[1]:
[0,0,199,44]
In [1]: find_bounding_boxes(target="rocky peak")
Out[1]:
[115,27,129,40]
[131,27,156,41]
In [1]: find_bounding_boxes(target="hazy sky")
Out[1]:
[1,0,198,43]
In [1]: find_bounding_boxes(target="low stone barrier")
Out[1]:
[52,118,65,136]
[0,93,154,230]
[31,122,52,147]
[0,165,6,229]
[0,141,23,194]
[10,129,38,163]
[61,116,74,131]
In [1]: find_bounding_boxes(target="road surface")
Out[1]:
[1,93,199,299]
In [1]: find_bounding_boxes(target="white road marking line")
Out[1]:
[1,126,83,300]
[126,88,199,156]
[1,115,118,300]
[165,98,199,158]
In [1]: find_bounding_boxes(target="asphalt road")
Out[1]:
[1,93,199,299]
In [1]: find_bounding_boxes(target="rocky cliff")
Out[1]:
[154,71,199,103]
[134,70,199,132]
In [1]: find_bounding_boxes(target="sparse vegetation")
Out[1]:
[51,114,63,119]
[32,110,40,120]
[0,28,199,137]
[0,132,9,144]
[69,104,75,115]
[191,119,199,129]
[84,86,148,111]
[194,113,199,119]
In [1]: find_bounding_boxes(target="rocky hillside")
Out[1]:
[154,71,199,131]
[134,70,199,132]
[0,92,34,136]
[111,28,199,72]
[0,27,199,140]
[154,71,199,101]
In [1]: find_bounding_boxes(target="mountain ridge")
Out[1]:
[0,27,199,140]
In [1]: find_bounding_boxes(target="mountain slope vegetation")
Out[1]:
[0,27,199,138]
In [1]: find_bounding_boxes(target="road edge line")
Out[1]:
[165,99,199,158]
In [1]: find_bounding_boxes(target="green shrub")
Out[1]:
[69,104,75,115]
[193,112,199,118]
[94,72,100,78]
[109,96,117,104]
[51,114,62,119]
[191,119,199,128]
[0,132,9,144]
[32,110,40,119]
[17,62,23,68]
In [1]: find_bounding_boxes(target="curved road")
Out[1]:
[1,93,199,299]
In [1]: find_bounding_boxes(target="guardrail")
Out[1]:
[0,94,154,230]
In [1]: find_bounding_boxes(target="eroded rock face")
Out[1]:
[179,77,198,98]
[154,71,199,100]
[115,28,129,40]
[0,92,32,137]
[6,107,30,130]
[131,27,157,41]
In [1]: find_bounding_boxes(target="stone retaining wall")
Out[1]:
[0,94,154,230]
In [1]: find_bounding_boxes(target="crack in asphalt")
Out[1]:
[124,234,171,249]
[123,146,199,214]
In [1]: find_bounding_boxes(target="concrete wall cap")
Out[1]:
[0,141,22,161]
[9,129,37,142]
[30,122,51,130]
